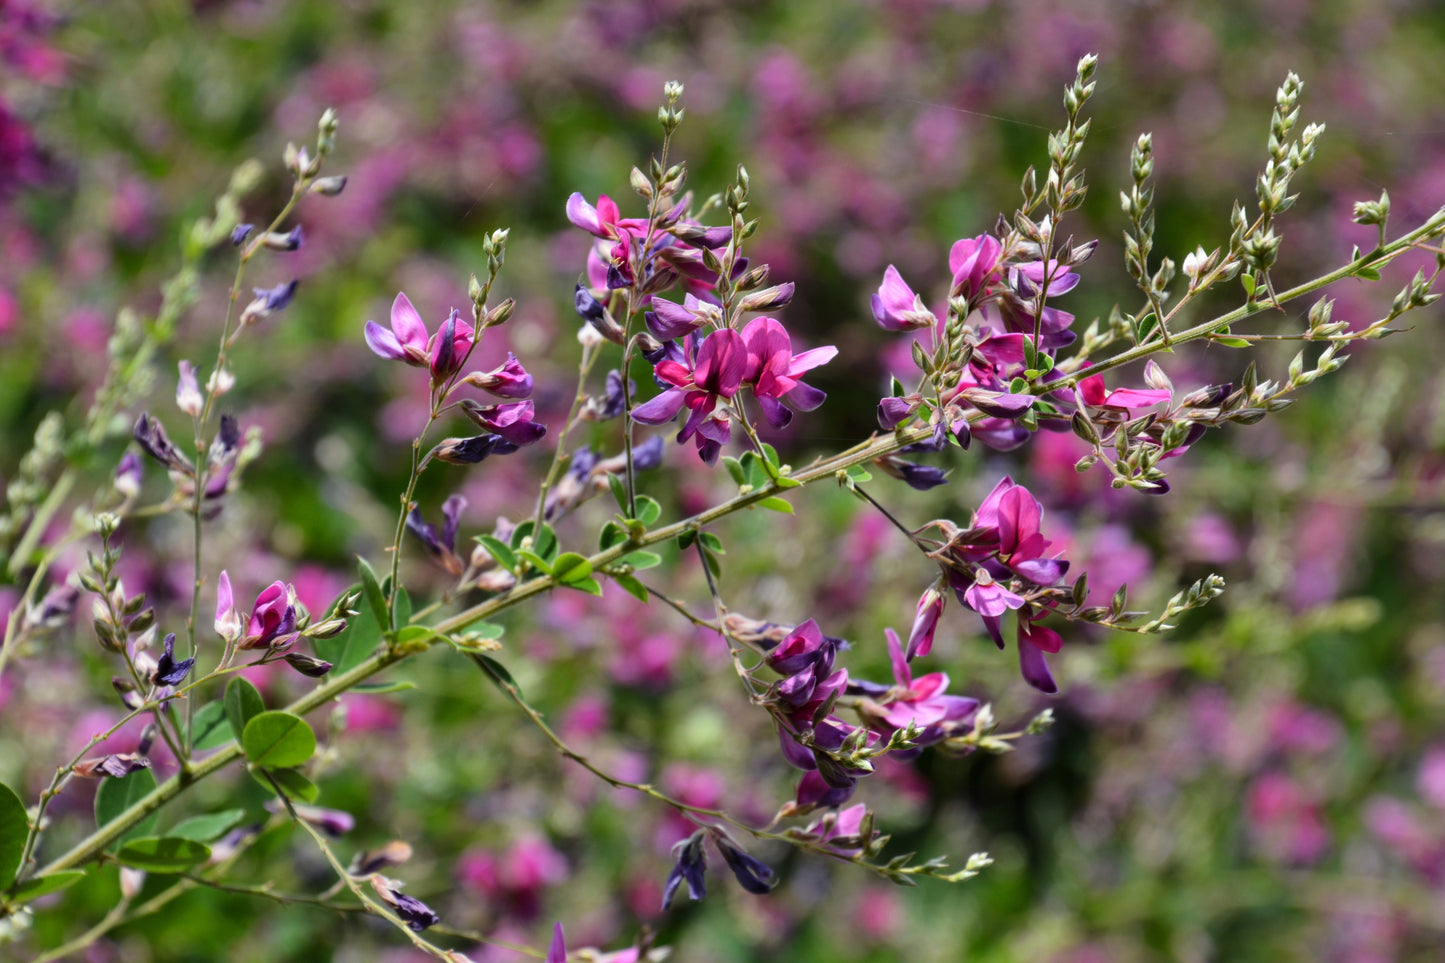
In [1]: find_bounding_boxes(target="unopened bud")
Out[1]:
[310,175,348,196]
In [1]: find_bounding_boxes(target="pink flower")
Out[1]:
[871,265,935,331]
[873,629,979,742]
[740,317,836,428]
[363,292,475,381]
[632,328,749,463]
[949,234,1003,303]
[241,580,296,650]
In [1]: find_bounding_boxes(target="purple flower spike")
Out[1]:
[871,265,936,331]
[662,833,708,909]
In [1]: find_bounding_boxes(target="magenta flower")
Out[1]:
[214,571,241,642]
[906,581,945,660]
[1018,618,1062,694]
[363,293,475,381]
[740,317,836,428]
[872,629,979,742]
[565,192,624,238]
[632,328,749,463]
[546,923,567,963]
[803,803,871,856]
[241,580,297,650]
[460,400,547,447]
[1077,365,1173,413]
[949,234,1003,303]
[467,353,533,399]
[871,265,935,331]
[996,483,1069,584]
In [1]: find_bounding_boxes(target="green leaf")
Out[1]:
[94,769,158,847]
[622,550,662,571]
[116,837,212,873]
[224,677,265,740]
[356,556,389,630]
[551,553,594,584]
[634,496,662,526]
[1356,266,1381,281]
[721,456,745,486]
[1240,272,1256,297]
[475,535,517,573]
[757,496,794,514]
[699,532,725,554]
[167,809,245,843]
[515,550,553,576]
[845,465,872,484]
[469,653,521,697]
[191,700,233,750]
[598,521,629,551]
[1213,336,1251,348]
[606,471,628,511]
[10,870,85,901]
[0,781,27,888]
[773,475,802,489]
[568,576,603,596]
[611,572,649,602]
[252,767,319,803]
[353,680,417,694]
[241,711,316,769]
[760,442,781,467]
[676,530,698,551]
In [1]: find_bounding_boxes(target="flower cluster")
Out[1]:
[927,477,1072,692]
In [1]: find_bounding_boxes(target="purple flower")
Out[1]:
[459,400,547,447]
[740,317,837,429]
[466,352,533,399]
[364,292,475,381]
[114,451,143,499]
[949,234,1003,303]
[906,581,945,660]
[253,279,299,313]
[408,494,467,575]
[870,628,979,744]
[230,223,253,246]
[715,837,776,895]
[241,580,297,650]
[1018,618,1061,694]
[794,769,857,810]
[133,412,192,474]
[662,832,708,909]
[877,395,920,430]
[633,328,749,464]
[176,361,202,416]
[152,632,195,687]
[645,293,714,340]
[215,570,241,641]
[871,265,936,331]
[546,923,567,963]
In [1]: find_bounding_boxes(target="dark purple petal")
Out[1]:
[662,833,708,909]
[153,632,195,687]
[632,388,687,425]
[1019,639,1058,693]
[716,838,776,895]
